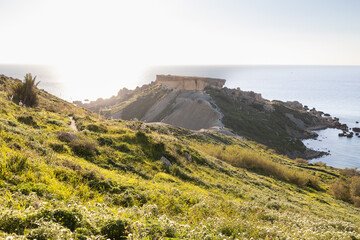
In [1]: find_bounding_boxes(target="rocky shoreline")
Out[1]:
[302,107,360,159]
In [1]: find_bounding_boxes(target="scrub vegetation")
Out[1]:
[0,74,360,239]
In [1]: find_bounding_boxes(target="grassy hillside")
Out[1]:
[1,75,360,239]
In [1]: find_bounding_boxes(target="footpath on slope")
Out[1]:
[69,117,78,131]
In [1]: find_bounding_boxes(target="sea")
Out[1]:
[1,64,359,169]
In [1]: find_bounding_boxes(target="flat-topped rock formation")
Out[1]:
[156,75,226,90]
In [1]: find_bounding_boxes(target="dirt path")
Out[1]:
[69,117,78,131]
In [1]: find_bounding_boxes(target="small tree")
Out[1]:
[13,73,40,107]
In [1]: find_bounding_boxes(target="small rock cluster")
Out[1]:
[338,126,360,138]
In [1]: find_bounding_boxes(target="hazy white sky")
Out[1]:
[1,0,360,99]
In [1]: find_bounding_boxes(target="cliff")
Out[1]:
[156,75,226,90]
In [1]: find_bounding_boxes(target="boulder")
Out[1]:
[184,152,192,161]
[285,101,303,110]
[160,156,171,167]
[353,127,360,133]
[57,131,79,142]
[339,124,349,131]
[338,132,346,137]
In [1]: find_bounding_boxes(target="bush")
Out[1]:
[113,143,131,153]
[7,153,28,173]
[101,219,131,240]
[18,183,49,196]
[70,139,97,157]
[47,119,64,127]
[88,179,117,193]
[350,176,360,206]
[49,142,68,153]
[13,73,40,107]
[295,158,308,165]
[27,228,53,240]
[330,179,351,202]
[86,124,108,133]
[329,177,360,207]
[53,209,82,231]
[135,130,148,144]
[17,115,39,128]
[341,168,360,177]
[98,136,113,146]
[0,215,26,235]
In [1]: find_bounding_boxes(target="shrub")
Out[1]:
[341,168,360,177]
[112,189,148,207]
[70,139,97,157]
[75,227,93,239]
[86,124,108,133]
[98,136,113,146]
[266,201,282,210]
[101,219,131,240]
[53,209,82,231]
[18,183,49,196]
[47,119,64,127]
[17,115,39,128]
[112,192,134,207]
[0,215,26,235]
[88,179,117,192]
[350,176,360,206]
[135,130,148,144]
[329,179,351,202]
[113,143,131,153]
[7,153,28,173]
[49,141,68,153]
[350,176,360,197]
[13,73,40,107]
[27,228,53,240]
[295,158,308,165]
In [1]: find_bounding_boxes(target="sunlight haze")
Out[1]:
[1,0,360,99]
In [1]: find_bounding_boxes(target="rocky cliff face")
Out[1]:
[79,76,340,159]
[206,87,339,159]
[156,75,226,90]
[110,87,223,130]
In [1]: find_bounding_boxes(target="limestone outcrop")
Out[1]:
[156,75,225,90]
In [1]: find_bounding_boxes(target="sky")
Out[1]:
[1,0,360,99]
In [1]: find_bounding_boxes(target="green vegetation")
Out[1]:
[1,75,360,239]
[206,87,327,158]
[12,73,40,107]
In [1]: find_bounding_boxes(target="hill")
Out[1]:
[80,75,339,159]
[1,74,360,239]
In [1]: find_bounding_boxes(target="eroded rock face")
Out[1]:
[156,75,225,90]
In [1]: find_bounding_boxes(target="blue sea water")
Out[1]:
[1,64,359,168]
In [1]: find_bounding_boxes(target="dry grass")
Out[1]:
[197,144,320,189]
